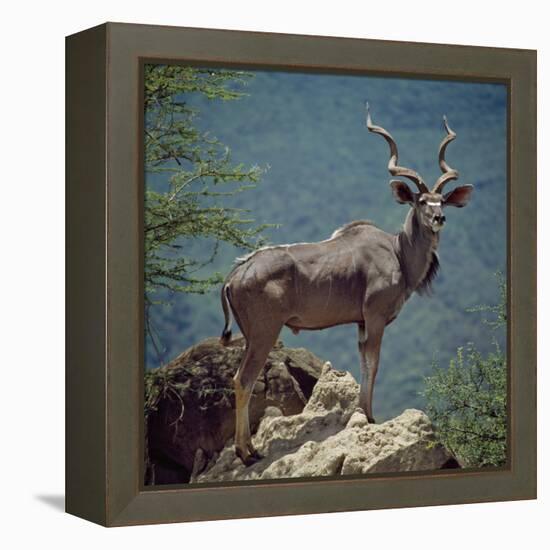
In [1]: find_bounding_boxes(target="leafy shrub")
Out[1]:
[422,274,507,467]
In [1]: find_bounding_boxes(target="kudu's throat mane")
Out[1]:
[415,250,440,295]
[396,209,440,296]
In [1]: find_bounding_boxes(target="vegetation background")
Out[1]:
[145,66,507,422]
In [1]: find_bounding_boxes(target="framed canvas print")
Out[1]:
[66,22,536,527]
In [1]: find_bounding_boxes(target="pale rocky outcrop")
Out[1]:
[145,338,458,486]
[192,363,458,482]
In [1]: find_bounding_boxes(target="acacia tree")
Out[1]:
[143,65,273,363]
[144,64,270,301]
[422,274,507,467]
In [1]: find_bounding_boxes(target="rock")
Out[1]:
[145,336,325,485]
[193,363,458,483]
[190,448,207,479]
[145,338,458,486]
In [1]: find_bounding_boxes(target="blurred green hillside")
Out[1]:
[145,68,507,421]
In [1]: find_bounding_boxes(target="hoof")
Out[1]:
[367,416,376,424]
[249,446,263,461]
[236,445,263,467]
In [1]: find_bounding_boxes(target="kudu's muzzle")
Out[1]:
[431,213,446,232]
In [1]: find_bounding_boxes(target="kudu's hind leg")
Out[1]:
[357,320,384,423]
[233,326,281,466]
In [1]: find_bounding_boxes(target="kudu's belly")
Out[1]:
[282,278,365,331]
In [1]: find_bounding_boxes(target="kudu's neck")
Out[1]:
[396,208,440,293]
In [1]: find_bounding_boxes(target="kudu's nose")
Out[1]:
[433,214,446,224]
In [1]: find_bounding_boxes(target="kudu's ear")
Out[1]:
[390,180,416,205]
[443,184,474,208]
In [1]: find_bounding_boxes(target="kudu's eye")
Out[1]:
[418,197,427,205]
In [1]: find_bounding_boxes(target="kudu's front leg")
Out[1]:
[357,320,384,423]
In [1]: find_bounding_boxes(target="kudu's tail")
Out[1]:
[220,284,233,346]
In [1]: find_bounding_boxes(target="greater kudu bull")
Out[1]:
[220,106,474,465]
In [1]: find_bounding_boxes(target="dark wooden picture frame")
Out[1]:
[66,22,536,527]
